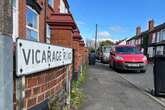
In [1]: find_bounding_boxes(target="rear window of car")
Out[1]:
[116,46,141,54]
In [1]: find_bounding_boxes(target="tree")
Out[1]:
[99,40,114,46]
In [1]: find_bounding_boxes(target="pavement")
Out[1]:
[80,63,165,110]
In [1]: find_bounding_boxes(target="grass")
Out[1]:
[70,64,88,110]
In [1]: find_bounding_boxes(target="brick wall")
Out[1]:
[25,67,66,109]
[13,0,88,109]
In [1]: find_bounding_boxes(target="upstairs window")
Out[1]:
[46,24,51,43]
[156,32,160,43]
[26,6,39,41]
[152,33,156,43]
[48,0,54,8]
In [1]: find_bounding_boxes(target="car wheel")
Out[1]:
[109,63,112,68]
[141,70,146,73]
[112,61,116,70]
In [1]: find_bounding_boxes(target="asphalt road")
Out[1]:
[80,63,165,110]
[118,64,154,91]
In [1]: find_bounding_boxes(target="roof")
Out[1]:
[115,38,127,44]
[127,30,149,42]
[127,36,136,41]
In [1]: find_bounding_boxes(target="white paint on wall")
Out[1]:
[13,0,19,42]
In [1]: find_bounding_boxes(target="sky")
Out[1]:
[68,0,165,42]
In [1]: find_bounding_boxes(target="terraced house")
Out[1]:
[148,23,165,59]
[126,20,154,55]
[12,0,88,110]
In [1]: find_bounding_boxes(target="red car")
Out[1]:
[109,45,147,72]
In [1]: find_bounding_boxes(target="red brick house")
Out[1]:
[148,23,165,58]
[12,0,87,110]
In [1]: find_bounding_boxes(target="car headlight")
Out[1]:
[115,56,124,60]
[143,56,147,61]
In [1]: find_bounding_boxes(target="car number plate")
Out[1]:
[128,64,139,67]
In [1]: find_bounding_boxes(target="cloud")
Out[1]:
[76,20,86,25]
[97,31,114,42]
[109,26,127,33]
[98,31,110,38]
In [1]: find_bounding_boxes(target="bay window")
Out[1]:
[26,6,39,41]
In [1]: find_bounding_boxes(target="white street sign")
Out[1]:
[16,39,72,76]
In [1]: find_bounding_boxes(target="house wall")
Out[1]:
[13,0,88,110]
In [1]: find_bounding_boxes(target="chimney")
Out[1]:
[136,26,141,36]
[148,20,154,31]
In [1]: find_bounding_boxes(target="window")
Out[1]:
[156,32,160,43]
[26,6,39,41]
[162,30,165,40]
[152,33,156,43]
[116,47,141,54]
[48,0,54,8]
[13,0,16,8]
[46,24,51,43]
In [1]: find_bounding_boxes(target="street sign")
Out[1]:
[16,39,72,76]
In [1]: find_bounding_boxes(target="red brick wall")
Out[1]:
[14,0,88,109]
[24,67,66,109]
[51,29,73,48]
[14,0,73,110]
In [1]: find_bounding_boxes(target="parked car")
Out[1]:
[96,46,112,63]
[109,45,147,72]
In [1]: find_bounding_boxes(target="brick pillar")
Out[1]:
[79,40,85,66]
[48,13,76,48]
[18,0,26,39]
[72,29,82,80]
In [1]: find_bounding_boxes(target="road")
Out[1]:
[118,64,154,91]
[80,63,165,110]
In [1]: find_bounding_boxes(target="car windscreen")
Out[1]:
[116,47,141,54]
[103,47,111,53]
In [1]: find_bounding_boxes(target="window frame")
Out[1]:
[26,6,39,41]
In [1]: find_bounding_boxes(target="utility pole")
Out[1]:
[95,24,98,52]
[0,0,13,110]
